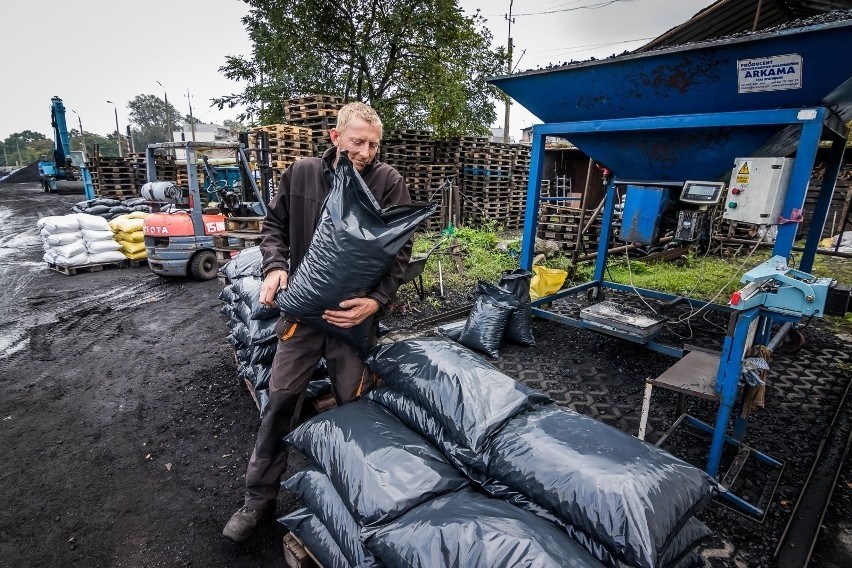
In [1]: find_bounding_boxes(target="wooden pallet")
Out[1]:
[312,392,337,414]
[283,532,322,568]
[47,260,126,276]
[225,217,264,233]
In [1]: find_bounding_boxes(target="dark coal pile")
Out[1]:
[0,162,40,183]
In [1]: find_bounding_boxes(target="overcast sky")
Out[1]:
[0,0,714,143]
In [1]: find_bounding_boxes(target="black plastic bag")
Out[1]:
[278,509,350,568]
[484,405,718,568]
[285,399,468,528]
[499,269,536,346]
[365,386,485,479]
[435,319,465,342]
[276,152,436,354]
[232,276,280,320]
[222,246,264,282]
[482,478,711,568]
[365,488,606,568]
[236,342,277,366]
[366,338,550,453]
[284,466,383,567]
[457,281,520,358]
[218,284,237,305]
[238,362,271,390]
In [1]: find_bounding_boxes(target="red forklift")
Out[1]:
[141,140,270,280]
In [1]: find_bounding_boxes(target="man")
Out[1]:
[223,102,412,542]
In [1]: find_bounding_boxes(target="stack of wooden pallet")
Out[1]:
[87,156,142,200]
[282,94,344,155]
[249,123,315,183]
[537,202,607,254]
[383,130,455,232]
[214,216,265,269]
[461,141,517,228]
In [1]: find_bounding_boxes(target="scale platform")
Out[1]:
[579,301,667,342]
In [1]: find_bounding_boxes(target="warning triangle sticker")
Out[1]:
[737,163,749,175]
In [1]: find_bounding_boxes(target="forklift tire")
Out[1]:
[189,251,218,281]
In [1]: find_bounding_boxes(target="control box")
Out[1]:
[723,157,794,225]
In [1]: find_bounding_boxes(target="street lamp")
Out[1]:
[70,109,86,154]
[106,100,123,157]
[156,80,173,142]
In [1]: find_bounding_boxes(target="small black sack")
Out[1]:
[457,281,520,358]
[499,269,536,346]
[276,152,436,354]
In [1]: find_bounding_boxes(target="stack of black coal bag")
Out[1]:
[277,337,718,568]
[72,197,151,220]
[439,268,536,358]
[218,247,330,416]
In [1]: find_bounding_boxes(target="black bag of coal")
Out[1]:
[222,246,264,282]
[365,386,484,479]
[366,338,550,455]
[284,466,382,567]
[365,488,606,568]
[484,405,719,568]
[499,268,536,346]
[481,477,712,568]
[278,509,350,568]
[457,281,520,358]
[285,399,468,528]
[276,152,435,355]
[435,319,465,342]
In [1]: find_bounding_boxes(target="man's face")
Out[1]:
[330,118,381,172]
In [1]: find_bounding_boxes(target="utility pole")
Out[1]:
[106,100,123,157]
[503,0,514,143]
[187,88,197,142]
[16,139,23,166]
[71,110,86,153]
[157,80,173,142]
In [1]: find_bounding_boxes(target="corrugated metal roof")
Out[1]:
[638,0,852,51]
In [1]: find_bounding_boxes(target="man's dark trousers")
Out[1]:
[243,322,373,510]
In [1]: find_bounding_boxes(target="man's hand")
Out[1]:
[323,297,380,328]
[260,269,288,306]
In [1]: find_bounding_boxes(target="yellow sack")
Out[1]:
[127,211,149,219]
[121,240,147,255]
[114,230,145,243]
[530,265,568,300]
[123,249,148,260]
[109,214,145,234]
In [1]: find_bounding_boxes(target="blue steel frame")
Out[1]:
[521,107,847,515]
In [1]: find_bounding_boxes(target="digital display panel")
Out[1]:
[681,180,725,204]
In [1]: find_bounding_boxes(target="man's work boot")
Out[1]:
[222,505,265,542]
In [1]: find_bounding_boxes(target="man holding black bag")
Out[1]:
[223,102,413,542]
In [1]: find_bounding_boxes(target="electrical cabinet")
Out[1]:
[722,157,794,225]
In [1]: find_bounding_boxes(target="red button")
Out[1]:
[731,188,741,195]
[730,291,741,306]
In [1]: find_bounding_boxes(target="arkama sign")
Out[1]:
[737,54,802,93]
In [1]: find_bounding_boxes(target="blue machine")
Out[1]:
[38,96,95,199]
[489,17,851,516]
[619,185,671,245]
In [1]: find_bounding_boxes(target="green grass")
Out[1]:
[403,230,852,336]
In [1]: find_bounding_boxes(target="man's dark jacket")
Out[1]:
[259,147,412,312]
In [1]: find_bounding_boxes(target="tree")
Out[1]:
[128,94,184,151]
[3,131,50,166]
[215,0,504,137]
[223,119,248,135]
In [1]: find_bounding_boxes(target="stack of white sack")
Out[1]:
[109,212,149,260]
[38,213,126,266]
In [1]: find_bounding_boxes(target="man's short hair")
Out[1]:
[336,102,383,138]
